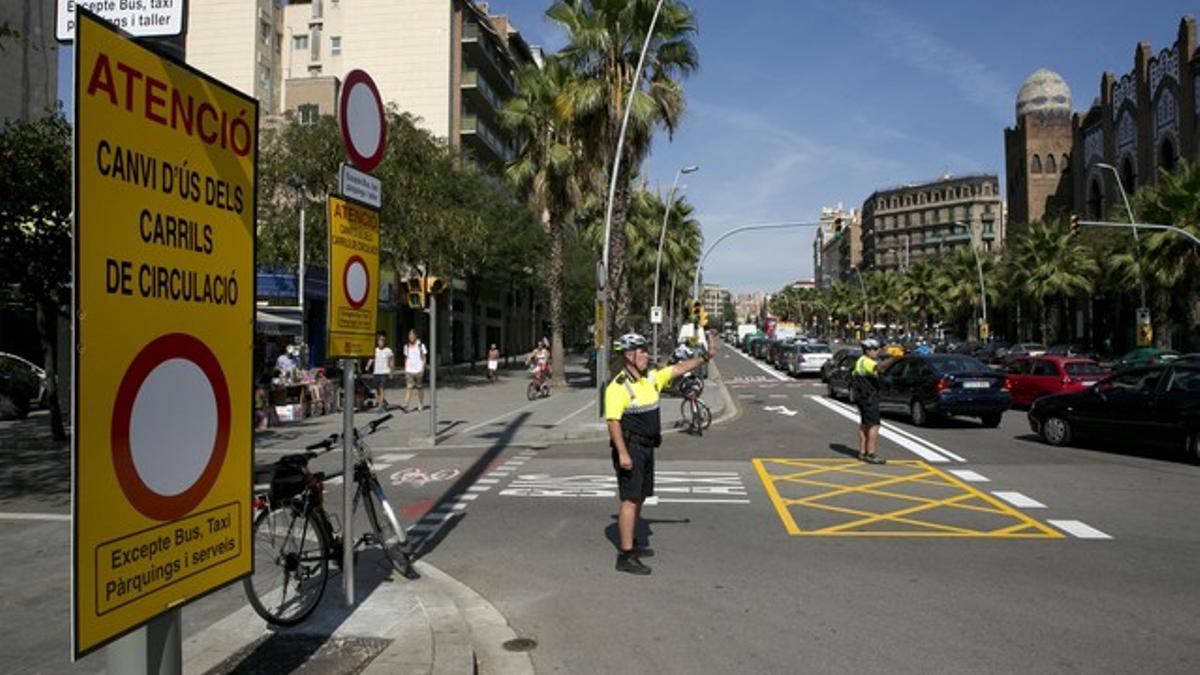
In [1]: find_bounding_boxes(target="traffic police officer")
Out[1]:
[606,332,712,575]
[853,338,887,464]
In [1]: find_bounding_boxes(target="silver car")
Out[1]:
[788,343,833,377]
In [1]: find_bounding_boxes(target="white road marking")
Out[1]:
[553,400,595,426]
[806,395,950,463]
[500,471,748,501]
[467,485,491,492]
[372,463,391,472]
[376,453,415,463]
[731,347,789,381]
[489,472,511,477]
[949,470,990,482]
[738,394,754,399]
[0,512,70,522]
[326,476,345,485]
[1048,519,1113,539]
[657,498,751,504]
[769,394,788,398]
[992,491,1046,508]
[822,397,969,462]
[763,405,798,417]
[475,478,500,484]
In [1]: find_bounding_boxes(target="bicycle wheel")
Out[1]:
[527,380,538,400]
[243,505,330,626]
[696,399,713,430]
[362,476,415,577]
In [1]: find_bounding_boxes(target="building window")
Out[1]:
[1160,137,1177,172]
[1061,154,1069,173]
[1121,156,1136,189]
[292,34,308,50]
[261,20,272,45]
[298,104,319,125]
[330,36,341,56]
[1031,154,1042,173]
[1045,154,1056,173]
[312,0,323,20]
[310,27,321,60]
[1087,179,1104,219]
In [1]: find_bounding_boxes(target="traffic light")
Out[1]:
[406,277,425,309]
[832,217,844,239]
[691,299,703,324]
[425,276,447,295]
[699,308,709,327]
[1069,214,1080,235]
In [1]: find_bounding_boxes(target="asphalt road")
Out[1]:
[3,344,1198,673]
[416,345,1200,674]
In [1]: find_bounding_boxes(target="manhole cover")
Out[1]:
[502,638,538,652]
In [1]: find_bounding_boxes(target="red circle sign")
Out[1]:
[110,334,231,521]
[339,69,387,173]
[344,254,370,309]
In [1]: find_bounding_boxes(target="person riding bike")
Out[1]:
[526,341,551,385]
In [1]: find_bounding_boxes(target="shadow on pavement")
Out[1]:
[409,412,533,558]
[0,444,71,507]
[604,515,692,552]
[829,443,861,459]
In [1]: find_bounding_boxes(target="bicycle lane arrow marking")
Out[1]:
[763,405,798,417]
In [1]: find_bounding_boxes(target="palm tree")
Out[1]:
[549,0,698,333]
[1016,221,1098,344]
[1133,160,1200,348]
[501,58,587,387]
[901,262,940,335]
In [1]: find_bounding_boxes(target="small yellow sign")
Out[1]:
[327,195,380,357]
[73,9,255,659]
[594,300,605,349]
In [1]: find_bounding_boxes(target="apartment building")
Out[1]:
[812,204,859,287]
[279,0,536,171]
[702,284,731,324]
[860,174,1004,274]
[187,0,283,114]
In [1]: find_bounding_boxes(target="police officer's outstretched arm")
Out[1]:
[671,331,716,379]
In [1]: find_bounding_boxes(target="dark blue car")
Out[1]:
[877,354,1011,427]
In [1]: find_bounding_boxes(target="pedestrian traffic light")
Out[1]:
[406,277,425,309]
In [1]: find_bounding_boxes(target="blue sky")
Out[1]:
[500,0,1197,294]
[59,1,1197,294]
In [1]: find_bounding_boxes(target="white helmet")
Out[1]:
[614,333,649,351]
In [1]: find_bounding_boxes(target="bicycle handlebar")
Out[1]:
[305,433,339,451]
[303,413,393,452]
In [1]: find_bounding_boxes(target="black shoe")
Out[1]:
[863,453,887,465]
[616,553,651,575]
[634,541,655,558]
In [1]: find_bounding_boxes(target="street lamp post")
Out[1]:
[952,220,988,339]
[597,0,667,415]
[691,222,823,302]
[849,265,870,329]
[652,164,699,363]
[289,176,308,362]
[1095,163,1151,345]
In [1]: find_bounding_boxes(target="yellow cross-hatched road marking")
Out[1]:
[752,458,1064,538]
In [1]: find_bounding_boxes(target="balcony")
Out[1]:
[462,68,502,112]
[460,113,515,165]
[462,21,516,93]
[943,232,972,243]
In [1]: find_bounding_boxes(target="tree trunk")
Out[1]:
[1155,288,1172,349]
[548,216,567,388]
[1040,302,1050,345]
[36,298,67,441]
[608,175,632,334]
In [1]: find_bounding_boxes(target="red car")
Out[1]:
[1004,356,1109,407]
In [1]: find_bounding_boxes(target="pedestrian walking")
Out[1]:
[486,344,500,382]
[364,332,394,411]
[852,338,887,464]
[606,332,713,575]
[401,329,428,412]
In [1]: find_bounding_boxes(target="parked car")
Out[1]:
[1004,342,1048,360]
[775,343,801,372]
[876,354,1011,427]
[826,354,858,402]
[1004,356,1108,407]
[1045,344,1102,361]
[788,342,833,377]
[821,347,861,382]
[1028,362,1200,463]
[1112,347,1180,371]
[0,352,44,420]
[978,341,1012,364]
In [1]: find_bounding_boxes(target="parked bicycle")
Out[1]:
[243,414,414,626]
[678,371,712,435]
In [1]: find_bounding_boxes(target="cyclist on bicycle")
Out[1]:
[526,340,551,386]
[605,332,714,575]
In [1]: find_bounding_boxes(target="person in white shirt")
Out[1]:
[402,329,428,412]
[364,332,394,410]
[486,344,501,382]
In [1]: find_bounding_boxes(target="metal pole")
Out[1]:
[429,294,437,442]
[1096,163,1147,310]
[1077,220,1200,246]
[341,357,355,605]
[598,0,667,416]
[691,221,824,301]
[953,220,989,337]
[106,608,181,675]
[652,165,697,363]
[298,190,306,361]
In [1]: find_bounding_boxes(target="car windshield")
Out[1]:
[1065,362,1105,376]
[802,344,831,353]
[929,356,988,374]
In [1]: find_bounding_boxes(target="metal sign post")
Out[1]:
[429,294,438,442]
[341,359,355,605]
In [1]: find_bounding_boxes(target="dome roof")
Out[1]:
[1016,68,1072,119]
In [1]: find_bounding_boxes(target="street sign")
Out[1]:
[57,0,187,41]
[338,69,387,173]
[327,195,380,356]
[650,305,663,325]
[73,8,254,659]
[594,299,605,349]
[1135,307,1151,325]
[340,162,382,208]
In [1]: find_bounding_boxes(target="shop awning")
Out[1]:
[256,307,303,336]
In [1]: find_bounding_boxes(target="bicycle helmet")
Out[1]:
[614,333,649,351]
[861,338,881,351]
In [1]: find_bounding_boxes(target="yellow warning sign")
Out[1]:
[327,195,380,357]
[753,459,1062,538]
[73,9,255,658]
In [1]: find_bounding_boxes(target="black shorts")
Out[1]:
[372,373,389,390]
[612,442,654,501]
[857,396,881,427]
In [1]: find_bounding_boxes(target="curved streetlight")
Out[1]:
[1095,163,1149,319]
[952,220,989,339]
[597,0,667,412]
[848,265,871,328]
[652,164,699,362]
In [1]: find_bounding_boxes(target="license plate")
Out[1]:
[963,380,990,389]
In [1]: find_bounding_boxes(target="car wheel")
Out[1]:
[910,399,928,427]
[980,412,1002,428]
[827,382,837,399]
[1187,433,1200,465]
[847,386,857,405]
[1040,416,1072,446]
[0,392,30,420]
